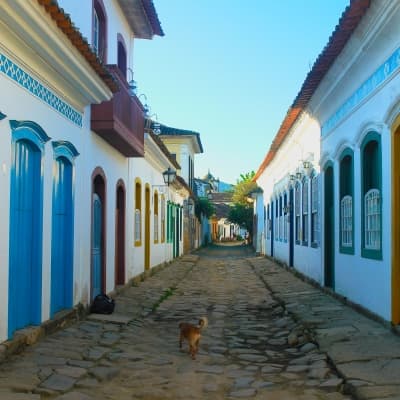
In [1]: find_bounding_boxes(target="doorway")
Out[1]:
[115,181,126,285]
[392,119,400,324]
[92,172,106,299]
[144,185,150,270]
[51,156,74,316]
[324,163,335,289]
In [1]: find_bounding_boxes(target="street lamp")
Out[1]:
[162,167,176,186]
[127,68,137,96]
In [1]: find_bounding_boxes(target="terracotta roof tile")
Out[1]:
[36,0,119,93]
[254,0,370,180]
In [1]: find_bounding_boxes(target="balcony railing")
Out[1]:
[91,65,145,157]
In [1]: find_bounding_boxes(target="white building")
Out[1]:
[255,0,400,324]
[0,0,193,343]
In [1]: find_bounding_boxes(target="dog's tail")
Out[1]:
[199,316,208,330]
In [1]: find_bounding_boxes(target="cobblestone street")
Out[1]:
[0,244,398,399]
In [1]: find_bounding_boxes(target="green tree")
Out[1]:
[195,197,215,220]
[227,171,260,243]
[232,170,258,204]
[227,203,253,234]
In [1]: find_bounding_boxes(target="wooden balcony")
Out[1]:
[91,65,145,157]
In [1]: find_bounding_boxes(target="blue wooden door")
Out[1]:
[9,139,42,337]
[92,193,102,298]
[51,157,73,316]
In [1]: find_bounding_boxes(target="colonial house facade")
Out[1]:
[255,0,400,324]
[153,123,204,252]
[0,0,200,344]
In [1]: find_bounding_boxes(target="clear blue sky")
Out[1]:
[134,0,349,184]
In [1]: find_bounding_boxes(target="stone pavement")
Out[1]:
[248,256,400,400]
[0,244,397,399]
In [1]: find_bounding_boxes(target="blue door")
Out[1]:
[92,193,102,298]
[51,157,73,316]
[9,139,42,337]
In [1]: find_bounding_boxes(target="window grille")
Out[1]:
[341,195,353,247]
[302,179,309,244]
[311,175,319,245]
[283,194,288,242]
[295,184,301,243]
[364,189,380,250]
[134,209,141,243]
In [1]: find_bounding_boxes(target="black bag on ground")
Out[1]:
[90,294,115,314]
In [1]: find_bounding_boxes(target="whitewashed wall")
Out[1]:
[57,0,134,68]
[257,112,322,283]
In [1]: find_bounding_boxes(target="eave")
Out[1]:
[144,131,181,172]
[254,0,370,181]
[0,0,116,111]
[117,0,164,39]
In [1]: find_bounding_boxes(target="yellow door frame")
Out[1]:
[392,115,400,324]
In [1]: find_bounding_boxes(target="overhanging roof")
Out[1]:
[36,0,118,93]
[153,122,204,153]
[254,0,370,180]
[117,0,164,39]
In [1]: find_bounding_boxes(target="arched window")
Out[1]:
[302,177,309,246]
[339,150,354,253]
[361,132,382,259]
[161,195,166,243]
[134,179,142,246]
[311,174,319,247]
[295,183,301,244]
[93,0,107,62]
[154,191,159,243]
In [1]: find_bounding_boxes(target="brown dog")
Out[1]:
[179,317,208,359]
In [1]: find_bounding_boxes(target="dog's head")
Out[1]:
[198,317,208,329]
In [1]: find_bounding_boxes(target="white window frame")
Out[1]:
[341,195,353,247]
[311,175,319,246]
[295,184,301,243]
[134,209,141,243]
[364,189,380,250]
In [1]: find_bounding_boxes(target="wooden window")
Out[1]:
[339,151,354,253]
[341,195,353,247]
[93,0,107,62]
[361,133,382,259]
[283,193,288,242]
[295,183,301,244]
[311,175,319,247]
[117,34,127,78]
[302,178,309,246]
[364,189,380,250]
[134,180,141,246]
[161,195,165,243]
[154,191,159,243]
